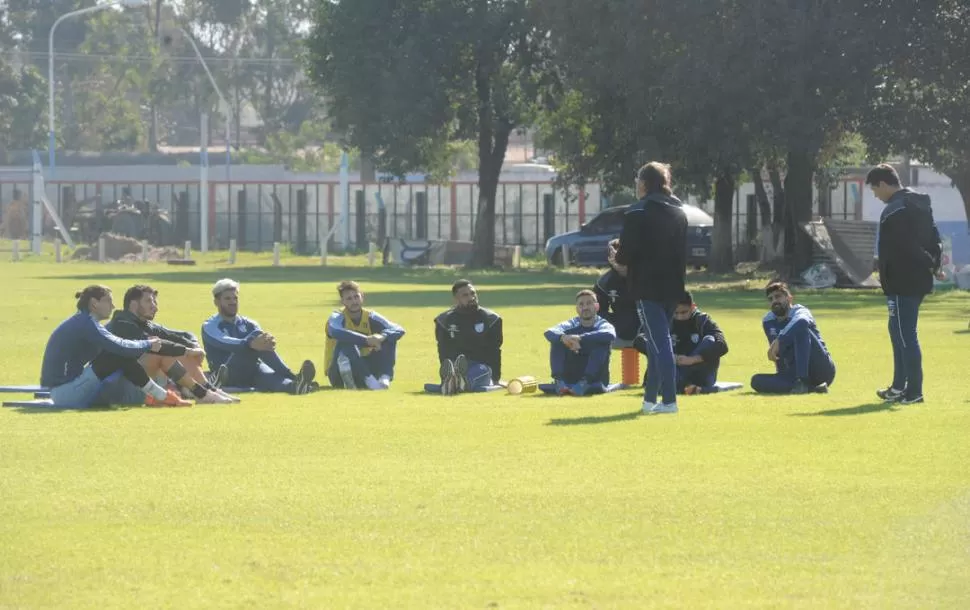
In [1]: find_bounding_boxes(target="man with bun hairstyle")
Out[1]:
[40,285,192,407]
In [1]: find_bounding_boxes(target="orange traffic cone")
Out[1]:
[621,347,640,386]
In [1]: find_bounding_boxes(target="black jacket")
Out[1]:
[434,306,503,383]
[670,311,728,364]
[877,188,942,297]
[593,268,639,340]
[106,310,200,347]
[614,193,688,303]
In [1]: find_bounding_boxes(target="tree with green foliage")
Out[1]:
[861,0,970,221]
[305,0,555,266]
[0,60,48,158]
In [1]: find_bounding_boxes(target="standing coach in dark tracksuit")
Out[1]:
[614,161,688,415]
[866,163,942,405]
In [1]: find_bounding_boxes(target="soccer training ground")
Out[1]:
[2,252,969,608]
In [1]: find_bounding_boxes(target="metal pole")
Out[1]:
[200,111,209,253]
[49,1,140,178]
[179,27,231,183]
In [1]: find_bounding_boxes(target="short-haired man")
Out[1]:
[594,238,639,343]
[202,278,316,395]
[543,289,617,396]
[866,163,942,404]
[101,285,237,404]
[670,291,728,395]
[751,282,835,394]
[435,279,503,395]
[40,285,192,407]
[325,280,405,390]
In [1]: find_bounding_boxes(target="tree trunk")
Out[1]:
[466,26,511,270]
[750,167,772,226]
[784,149,816,275]
[360,155,376,182]
[950,162,970,226]
[710,171,735,273]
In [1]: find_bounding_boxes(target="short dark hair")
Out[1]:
[123,285,157,310]
[337,280,361,297]
[637,161,673,196]
[865,163,900,187]
[75,285,111,311]
[678,290,694,306]
[765,281,791,297]
[575,289,596,301]
[452,279,473,295]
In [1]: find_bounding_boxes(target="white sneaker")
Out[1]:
[337,354,356,389]
[364,375,385,390]
[216,390,241,403]
[651,402,679,414]
[378,375,391,389]
[197,391,233,404]
[641,401,656,415]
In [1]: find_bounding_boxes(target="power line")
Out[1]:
[2,50,301,65]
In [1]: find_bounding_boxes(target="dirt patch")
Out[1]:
[71,233,184,262]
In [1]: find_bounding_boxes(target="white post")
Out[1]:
[339,151,350,250]
[31,192,42,255]
[561,244,571,267]
[513,245,522,268]
[228,238,237,264]
[184,240,191,259]
[55,237,62,263]
[367,241,376,266]
[98,236,106,262]
[273,242,280,267]
[200,111,209,254]
[141,239,149,262]
[12,240,20,262]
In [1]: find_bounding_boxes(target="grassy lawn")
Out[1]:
[1,251,969,608]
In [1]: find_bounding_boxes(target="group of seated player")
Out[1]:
[39,258,835,407]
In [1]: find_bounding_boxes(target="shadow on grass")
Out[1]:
[9,405,133,415]
[545,410,641,426]
[952,329,970,334]
[789,402,897,417]
[47,265,601,288]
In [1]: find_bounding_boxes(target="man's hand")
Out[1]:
[365,334,385,350]
[561,334,581,353]
[768,339,780,362]
[148,337,162,353]
[250,333,275,351]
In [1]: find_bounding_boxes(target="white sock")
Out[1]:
[364,375,383,390]
[142,380,168,401]
[379,375,391,385]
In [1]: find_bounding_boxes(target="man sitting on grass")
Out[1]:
[751,282,835,394]
[670,291,729,395]
[102,284,238,404]
[435,279,503,395]
[202,278,316,395]
[544,289,617,395]
[40,285,192,407]
[325,280,405,390]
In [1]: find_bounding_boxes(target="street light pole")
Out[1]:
[48,0,148,178]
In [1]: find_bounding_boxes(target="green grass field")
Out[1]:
[2,251,969,608]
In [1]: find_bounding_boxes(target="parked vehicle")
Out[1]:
[544,203,713,267]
